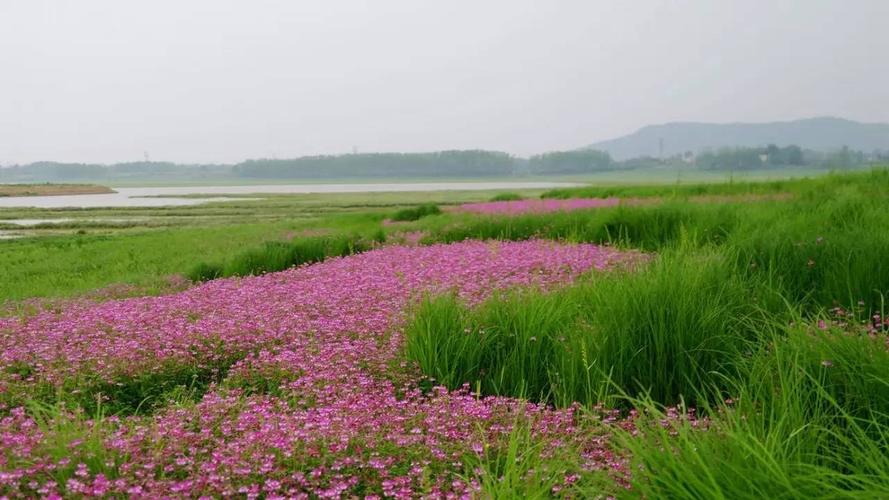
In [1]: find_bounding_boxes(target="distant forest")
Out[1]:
[0,145,884,183]
[234,151,514,178]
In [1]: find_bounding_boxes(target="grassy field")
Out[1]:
[1,168,888,497]
[0,183,114,197]
[0,168,854,301]
[0,189,547,300]
[83,164,860,187]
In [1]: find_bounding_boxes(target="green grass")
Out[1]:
[728,190,889,312]
[189,230,386,280]
[542,178,794,199]
[488,192,524,201]
[0,212,383,302]
[420,168,889,312]
[402,169,889,496]
[4,168,889,497]
[465,421,603,498]
[422,201,741,251]
[405,248,779,407]
[0,189,542,302]
[20,401,124,492]
[390,203,442,222]
[614,319,889,499]
[539,166,875,199]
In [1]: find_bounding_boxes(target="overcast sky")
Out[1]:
[1,0,887,164]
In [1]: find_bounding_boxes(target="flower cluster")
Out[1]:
[1,240,644,497]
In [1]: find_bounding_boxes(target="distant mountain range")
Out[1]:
[584,117,889,160]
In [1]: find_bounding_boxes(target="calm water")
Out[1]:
[0,182,580,209]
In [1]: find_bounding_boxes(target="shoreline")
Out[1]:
[0,183,116,197]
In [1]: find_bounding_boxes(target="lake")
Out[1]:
[0,182,581,208]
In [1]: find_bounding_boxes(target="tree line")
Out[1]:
[232,151,514,178]
[694,144,879,170]
[0,145,883,182]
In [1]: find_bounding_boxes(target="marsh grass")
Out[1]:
[729,196,889,312]
[406,248,780,407]
[539,168,885,200]
[5,168,889,497]
[390,203,442,222]
[615,320,889,499]
[488,192,524,202]
[188,231,385,280]
[3,364,224,418]
[423,168,889,314]
[22,400,123,492]
[465,421,602,499]
[424,202,740,251]
[0,216,381,301]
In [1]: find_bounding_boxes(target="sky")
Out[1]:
[1,0,887,165]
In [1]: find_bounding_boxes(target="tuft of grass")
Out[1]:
[489,192,524,202]
[405,290,574,403]
[390,203,442,222]
[614,320,889,499]
[730,195,889,312]
[187,262,223,282]
[3,364,228,418]
[424,202,740,251]
[465,422,592,499]
[189,233,382,281]
[405,248,778,407]
[20,400,123,492]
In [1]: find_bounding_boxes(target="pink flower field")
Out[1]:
[0,240,645,498]
[456,198,621,215]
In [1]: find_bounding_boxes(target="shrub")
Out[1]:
[391,204,442,222]
[489,192,524,202]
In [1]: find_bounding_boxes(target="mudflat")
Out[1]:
[0,183,115,197]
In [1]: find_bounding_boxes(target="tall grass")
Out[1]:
[425,202,740,251]
[614,320,889,499]
[406,290,575,403]
[407,171,889,496]
[542,178,794,199]
[20,401,123,491]
[729,193,889,312]
[422,168,889,313]
[188,231,385,281]
[405,248,779,407]
[488,192,524,201]
[464,421,610,498]
[540,168,887,200]
[390,203,442,222]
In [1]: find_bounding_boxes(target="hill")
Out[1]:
[585,117,889,160]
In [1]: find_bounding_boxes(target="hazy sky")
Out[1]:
[1,0,887,164]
